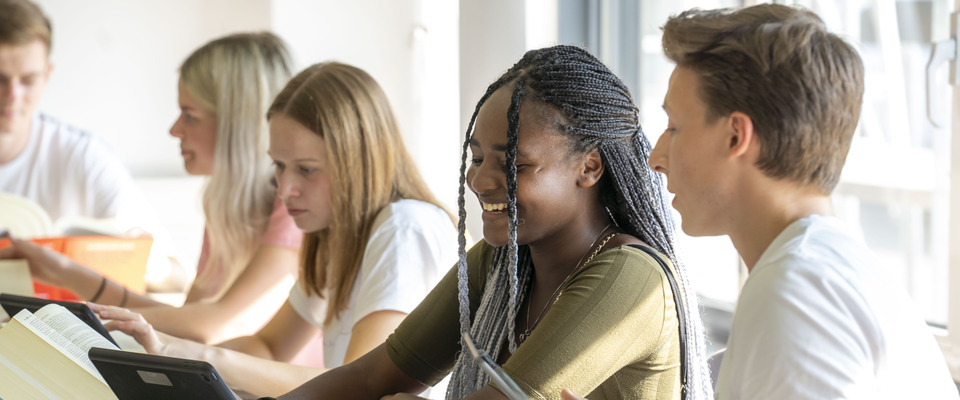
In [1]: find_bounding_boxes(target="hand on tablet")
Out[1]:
[561,389,586,400]
[89,302,167,354]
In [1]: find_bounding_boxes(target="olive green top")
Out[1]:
[385,240,681,400]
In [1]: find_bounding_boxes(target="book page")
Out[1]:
[14,304,119,381]
[34,304,119,353]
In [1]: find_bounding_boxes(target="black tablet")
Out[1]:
[0,293,118,346]
[89,347,237,400]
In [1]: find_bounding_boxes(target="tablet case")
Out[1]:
[0,293,119,347]
[88,347,236,400]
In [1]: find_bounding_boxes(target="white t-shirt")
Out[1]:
[715,215,958,399]
[0,113,143,224]
[288,199,457,396]
[0,113,178,284]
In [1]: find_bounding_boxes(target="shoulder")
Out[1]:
[587,244,670,280]
[566,244,672,302]
[758,215,871,271]
[36,113,125,167]
[374,199,452,229]
[361,199,458,268]
[36,114,101,149]
[367,199,456,245]
[731,218,882,363]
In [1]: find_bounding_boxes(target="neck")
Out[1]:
[527,209,611,288]
[728,179,833,272]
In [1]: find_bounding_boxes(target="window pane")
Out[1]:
[802,0,952,326]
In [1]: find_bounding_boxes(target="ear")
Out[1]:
[577,148,604,188]
[726,111,755,160]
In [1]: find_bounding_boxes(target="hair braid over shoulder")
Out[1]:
[449,45,712,400]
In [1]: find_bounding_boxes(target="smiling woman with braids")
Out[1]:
[267,45,711,400]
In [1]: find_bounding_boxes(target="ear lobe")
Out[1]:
[727,111,755,159]
[577,148,604,188]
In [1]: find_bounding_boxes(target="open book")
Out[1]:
[0,303,121,400]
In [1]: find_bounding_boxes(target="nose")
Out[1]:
[169,116,184,138]
[467,158,503,196]
[648,133,670,174]
[275,169,300,200]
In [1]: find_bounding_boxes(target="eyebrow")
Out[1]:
[468,137,531,158]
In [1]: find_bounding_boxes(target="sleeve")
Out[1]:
[61,131,144,223]
[260,197,303,249]
[385,241,492,386]
[502,247,675,399]
[716,264,876,400]
[350,213,450,323]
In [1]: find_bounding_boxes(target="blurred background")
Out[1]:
[32,0,960,380]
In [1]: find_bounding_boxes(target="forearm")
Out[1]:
[137,300,268,344]
[279,344,426,400]
[143,244,296,343]
[193,341,325,397]
[60,263,167,308]
[218,334,276,360]
[280,363,374,400]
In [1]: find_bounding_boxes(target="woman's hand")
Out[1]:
[561,389,586,400]
[90,303,169,355]
[0,236,76,286]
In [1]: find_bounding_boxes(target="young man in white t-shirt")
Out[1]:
[0,0,189,293]
[642,4,958,399]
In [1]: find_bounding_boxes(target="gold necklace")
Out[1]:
[518,224,618,344]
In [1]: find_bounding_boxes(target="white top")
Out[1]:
[0,113,142,224]
[715,215,958,400]
[288,199,457,366]
[0,112,178,284]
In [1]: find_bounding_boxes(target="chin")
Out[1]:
[481,229,509,247]
[296,218,330,234]
[679,220,720,237]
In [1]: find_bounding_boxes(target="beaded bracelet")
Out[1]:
[89,276,108,303]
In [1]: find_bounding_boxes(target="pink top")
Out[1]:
[192,197,303,301]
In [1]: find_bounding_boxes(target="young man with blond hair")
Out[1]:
[645,4,958,399]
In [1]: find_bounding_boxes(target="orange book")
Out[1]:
[0,236,152,302]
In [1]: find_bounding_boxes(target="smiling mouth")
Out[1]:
[481,202,507,213]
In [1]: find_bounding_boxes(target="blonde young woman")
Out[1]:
[0,32,302,345]
[93,62,458,398]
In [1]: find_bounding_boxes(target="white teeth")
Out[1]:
[482,202,507,212]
